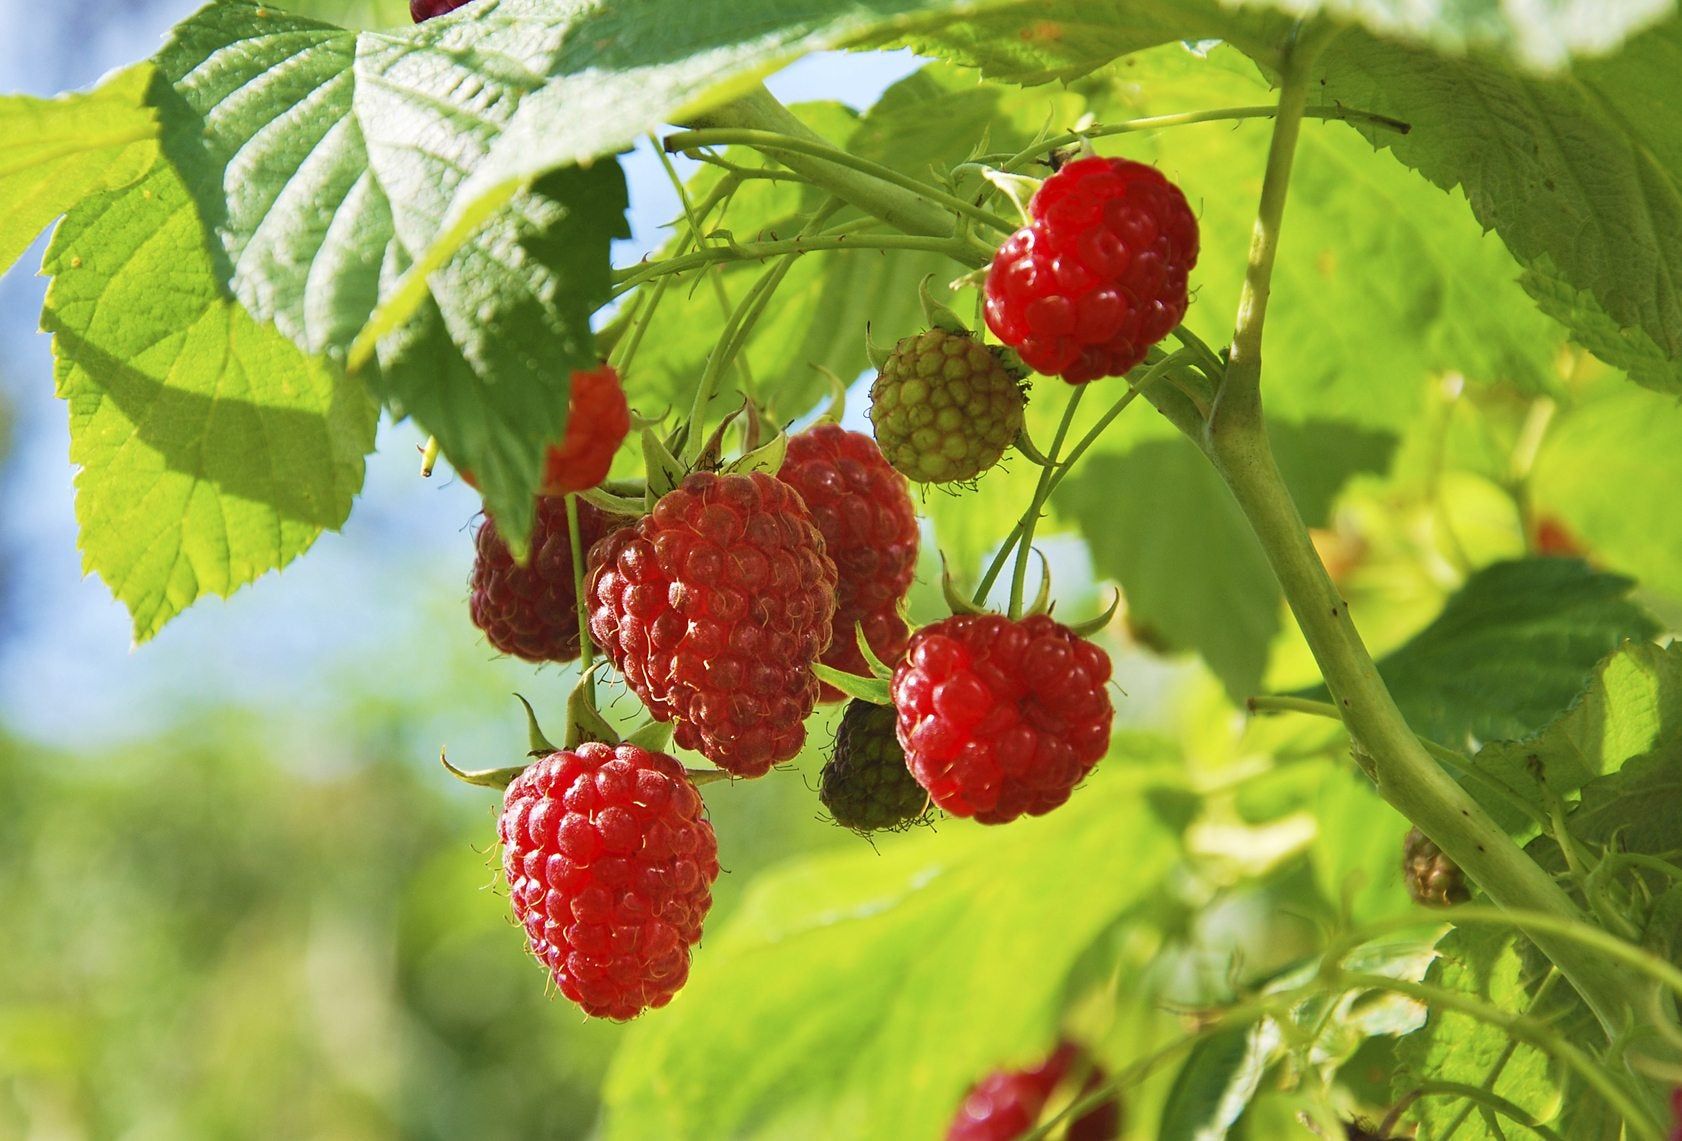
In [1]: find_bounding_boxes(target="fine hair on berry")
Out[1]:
[587,471,838,777]
[985,156,1199,384]
[469,497,628,664]
[499,743,719,1020]
[893,614,1114,824]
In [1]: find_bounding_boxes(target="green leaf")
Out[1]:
[1319,17,1682,402]
[146,1,627,551]
[888,0,1674,83]
[601,744,1183,1141]
[1530,382,1682,602]
[0,63,159,277]
[40,150,376,641]
[1335,559,1658,747]
[1394,927,1562,1141]
[1067,421,1394,702]
[1160,1024,1279,1141]
[1472,642,1682,829]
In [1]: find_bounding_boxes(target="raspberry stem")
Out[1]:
[994,103,1411,174]
[662,125,1016,236]
[564,494,593,673]
[1007,387,1085,618]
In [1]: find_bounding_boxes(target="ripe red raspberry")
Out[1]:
[587,472,838,777]
[820,700,927,834]
[893,614,1113,824]
[1403,826,1470,908]
[869,327,1026,485]
[1669,1087,1682,1141]
[778,424,918,698]
[469,497,628,663]
[499,743,719,1020]
[948,1040,1121,1141]
[985,156,1199,384]
[459,365,629,497]
[411,0,473,20]
[1533,515,1587,559]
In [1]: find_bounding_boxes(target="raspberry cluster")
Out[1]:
[778,424,918,698]
[819,700,927,834]
[869,327,1026,485]
[948,1040,1121,1141]
[587,472,838,777]
[470,497,626,663]
[499,743,719,1021]
[985,156,1198,384]
[893,614,1114,824]
[1403,826,1470,908]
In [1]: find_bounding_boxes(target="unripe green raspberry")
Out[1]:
[868,327,1026,484]
[1403,826,1470,908]
[819,701,928,834]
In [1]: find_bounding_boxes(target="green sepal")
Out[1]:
[642,426,688,508]
[684,767,734,787]
[579,486,647,517]
[813,663,892,706]
[940,554,994,617]
[627,406,669,432]
[625,719,676,754]
[808,364,850,425]
[1019,548,1053,620]
[693,401,748,471]
[854,621,896,682]
[1013,426,1054,467]
[563,674,619,749]
[1066,589,1123,638]
[725,425,788,478]
[865,322,894,373]
[514,693,559,755]
[439,750,530,792]
[980,168,1043,226]
[919,274,969,334]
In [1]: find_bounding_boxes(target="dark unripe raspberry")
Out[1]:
[869,327,1026,485]
[820,700,927,834]
[469,497,627,663]
[1403,827,1470,907]
[587,472,839,777]
[893,614,1113,824]
[499,743,719,1020]
[948,1040,1121,1141]
[411,0,472,20]
[985,156,1199,384]
[778,424,919,699]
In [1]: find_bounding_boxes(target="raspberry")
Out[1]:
[948,1040,1121,1141]
[587,472,838,777]
[778,424,919,697]
[498,743,719,1020]
[819,700,927,834]
[869,327,1026,485]
[1670,1088,1682,1141]
[411,0,472,20]
[469,497,627,663]
[1533,516,1587,559]
[459,365,629,497]
[893,614,1113,824]
[540,365,631,496]
[1403,827,1470,907]
[985,156,1199,384]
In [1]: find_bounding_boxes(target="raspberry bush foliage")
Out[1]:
[9,0,1682,1136]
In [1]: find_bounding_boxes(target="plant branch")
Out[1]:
[675,85,959,238]
[1007,386,1085,617]
[997,103,1411,172]
[613,226,974,295]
